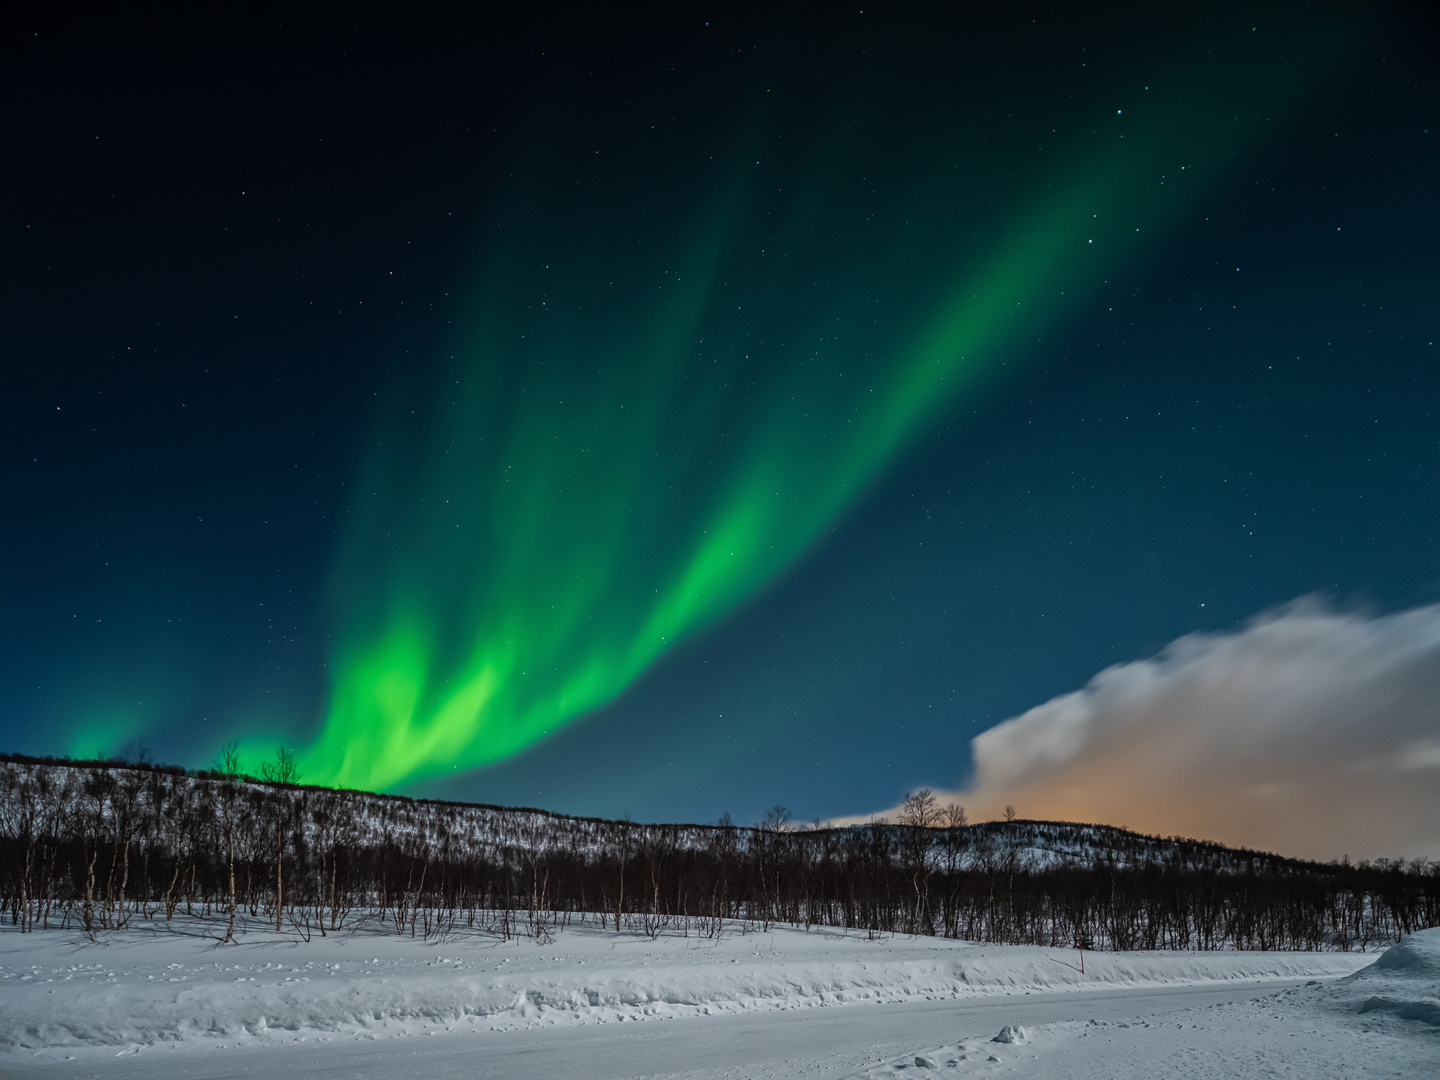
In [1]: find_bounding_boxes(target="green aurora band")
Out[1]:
[238,26,1352,792]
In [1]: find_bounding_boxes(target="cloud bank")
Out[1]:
[914,601,1440,861]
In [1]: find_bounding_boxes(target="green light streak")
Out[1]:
[66,710,150,762]
[260,28,1351,792]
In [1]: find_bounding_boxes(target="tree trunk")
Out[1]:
[274,803,284,933]
[82,843,98,936]
[224,821,237,944]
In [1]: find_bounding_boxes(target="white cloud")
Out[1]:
[883,600,1440,861]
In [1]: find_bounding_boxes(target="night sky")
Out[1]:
[4,3,1437,845]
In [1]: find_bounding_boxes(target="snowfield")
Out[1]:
[0,917,1434,1078]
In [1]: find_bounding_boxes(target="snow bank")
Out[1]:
[1334,927,1440,1027]
[1367,927,1440,979]
[0,917,1375,1051]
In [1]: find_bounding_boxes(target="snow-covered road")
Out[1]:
[2,919,1434,1079]
[0,981,1380,1080]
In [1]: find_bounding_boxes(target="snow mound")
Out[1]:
[992,1023,1026,1043]
[1358,996,1440,1026]
[1368,928,1440,979]
[1329,928,1440,1028]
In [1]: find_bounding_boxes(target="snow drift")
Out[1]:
[0,919,1374,1051]
[1339,926,1440,1027]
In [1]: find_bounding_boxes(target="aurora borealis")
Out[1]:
[4,2,1437,831]
[290,24,1351,792]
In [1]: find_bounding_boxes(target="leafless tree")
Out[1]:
[898,790,941,932]
[216,742,242,943]
[259,746,300,932]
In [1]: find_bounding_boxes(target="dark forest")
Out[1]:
[2,755,1434,952]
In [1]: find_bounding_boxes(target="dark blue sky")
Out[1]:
[2,1,1435,826]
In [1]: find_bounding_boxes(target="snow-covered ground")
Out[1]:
[850,930,1440,1080]
[0,916,1433,1078]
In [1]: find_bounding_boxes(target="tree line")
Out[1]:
[1,754,1435,951]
